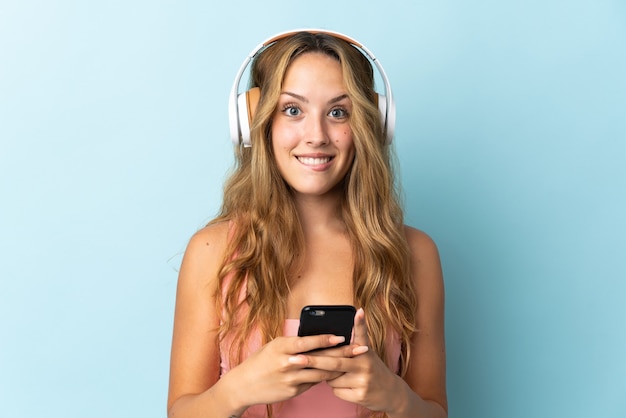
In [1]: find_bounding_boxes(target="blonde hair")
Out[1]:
[212,31,416,414]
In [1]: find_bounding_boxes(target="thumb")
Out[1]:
[351,308,370,346]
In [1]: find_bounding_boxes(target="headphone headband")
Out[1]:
[228,28,396,147]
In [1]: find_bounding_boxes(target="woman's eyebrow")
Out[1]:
[280,91,308,102]
[328,94,349,105]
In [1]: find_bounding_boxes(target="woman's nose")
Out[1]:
[305,115,330,146]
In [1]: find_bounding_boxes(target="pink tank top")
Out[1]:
[219,309,401,417]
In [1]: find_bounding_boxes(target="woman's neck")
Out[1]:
[292,190,345,235]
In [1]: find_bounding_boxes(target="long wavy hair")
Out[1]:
[211,31,417,414]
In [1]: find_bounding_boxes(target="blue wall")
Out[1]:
[1,1,624,417]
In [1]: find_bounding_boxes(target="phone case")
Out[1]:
[297,305,356,347]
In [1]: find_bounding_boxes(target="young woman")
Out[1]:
[167,30,447,418]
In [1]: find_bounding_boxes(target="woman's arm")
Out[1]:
[167,223,246,417]
[388,226,448,417]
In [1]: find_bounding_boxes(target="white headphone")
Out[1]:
[228,29,396,147]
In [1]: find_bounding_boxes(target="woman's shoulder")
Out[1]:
[403,225,440,258]
[403,225,443,286]
[179,221,231,286]
[187,220,231,250]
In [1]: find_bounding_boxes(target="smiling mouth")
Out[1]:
[296,156,333,166]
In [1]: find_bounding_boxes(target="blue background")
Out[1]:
[1,1,624,417]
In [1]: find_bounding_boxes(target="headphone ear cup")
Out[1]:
[375,94,389,145]
[376,93,387,128]
[375,93,395,145]
[236,87,261,147]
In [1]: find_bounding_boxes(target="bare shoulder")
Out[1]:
[178,221,231,288]
[402,225,444,299]
[187,221,230,253]
[403,225,441,267]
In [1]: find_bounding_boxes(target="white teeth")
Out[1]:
[297,156,331,165]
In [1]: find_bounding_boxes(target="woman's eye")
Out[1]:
[329,107,348,118]
[282,105,301,116]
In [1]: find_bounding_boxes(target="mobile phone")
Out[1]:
[297,305,356,347]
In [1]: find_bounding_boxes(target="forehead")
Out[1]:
[282,52,345,89]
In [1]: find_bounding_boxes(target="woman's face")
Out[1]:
[271,52,355,198]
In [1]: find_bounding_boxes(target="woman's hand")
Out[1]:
[329,308,405,411]
[293,308,406,413]
[221,333,347,410]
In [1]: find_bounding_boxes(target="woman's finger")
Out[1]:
[307,343,369,358]
[286,334,346,354]
[351,308,370,347]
